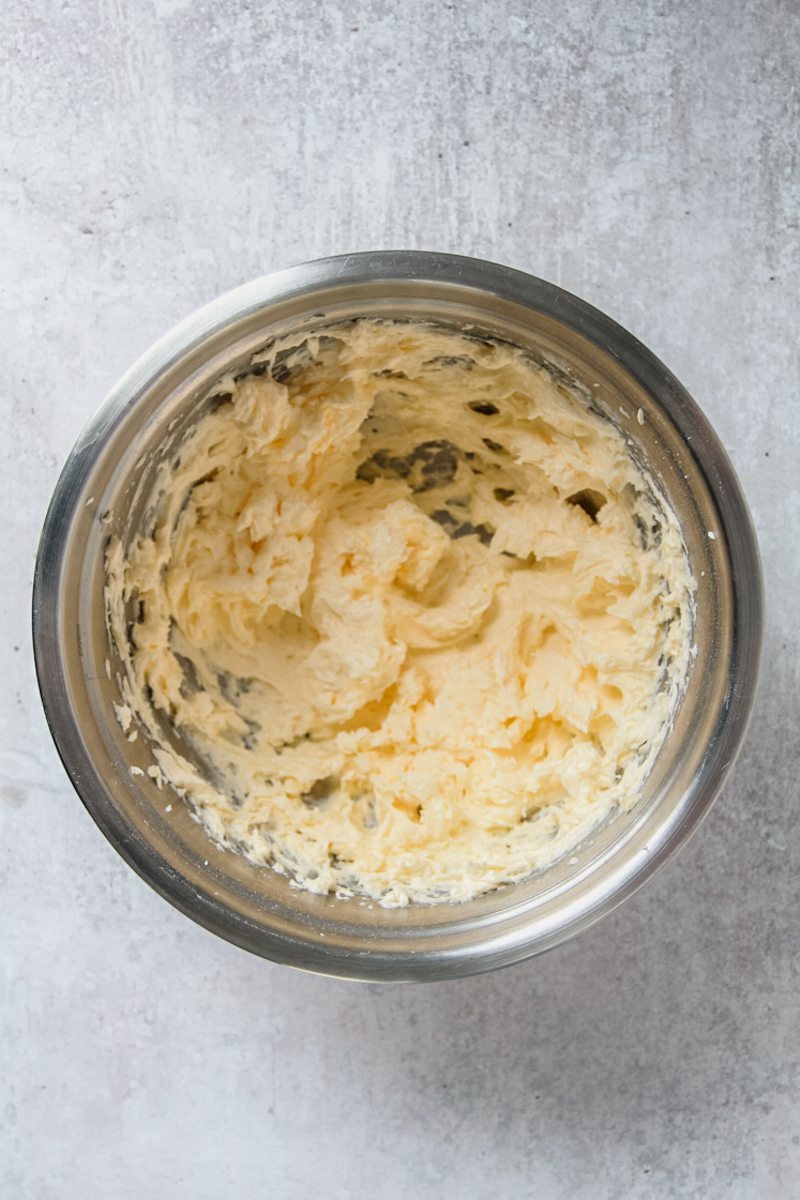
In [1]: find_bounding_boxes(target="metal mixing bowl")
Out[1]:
[33,252,763,981]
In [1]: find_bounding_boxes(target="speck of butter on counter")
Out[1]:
[637,408,645,425]
[130,766,144,777]
[708,530,717,540]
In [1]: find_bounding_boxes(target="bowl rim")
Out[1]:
[32,250,764,980]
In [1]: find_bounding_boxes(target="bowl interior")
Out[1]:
[35,259,755,980]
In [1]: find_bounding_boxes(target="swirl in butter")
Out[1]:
[106,321,693,905]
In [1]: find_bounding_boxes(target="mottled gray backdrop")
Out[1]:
[2,1,798,1197]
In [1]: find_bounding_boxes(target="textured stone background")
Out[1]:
[2,1,798,1196]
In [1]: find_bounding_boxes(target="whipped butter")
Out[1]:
[106,320,693,905]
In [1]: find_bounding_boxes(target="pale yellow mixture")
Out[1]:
[107,321,693,905]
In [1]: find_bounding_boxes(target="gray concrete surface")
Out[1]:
[2,1,798,1196]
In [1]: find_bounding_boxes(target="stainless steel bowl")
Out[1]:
[33,252,763,981]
